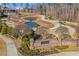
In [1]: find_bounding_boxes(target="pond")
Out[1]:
[25,20,39,29]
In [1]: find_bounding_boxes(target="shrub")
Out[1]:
[19,47,40,56]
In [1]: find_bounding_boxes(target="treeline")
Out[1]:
[2,3,79,22]
[46,3,79,22]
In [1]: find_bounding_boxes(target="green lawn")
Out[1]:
[54,45,79,52]
[61,47,79,52]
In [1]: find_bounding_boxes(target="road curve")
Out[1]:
[0,34,18,56]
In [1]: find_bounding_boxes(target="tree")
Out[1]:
[24,3,29,12]
[21,41,30,51]
[13,32,19,39]
[1,23,7,34]
[6,27,12,34]
[8,16,11,21]
[36,4,44,15]
[25,3,29,9]
[21,34,32,50]
[0,20,3,32]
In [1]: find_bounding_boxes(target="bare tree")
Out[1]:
[47,3,79,22]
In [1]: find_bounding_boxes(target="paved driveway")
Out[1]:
[0,34,18,56]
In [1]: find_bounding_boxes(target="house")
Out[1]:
[0,6,16,13]
[30,26,59,50]
[30,26,77,50]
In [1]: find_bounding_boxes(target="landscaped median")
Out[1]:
[0,38,7,56]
